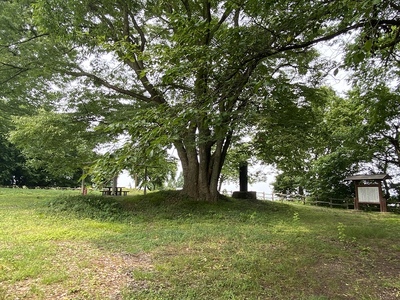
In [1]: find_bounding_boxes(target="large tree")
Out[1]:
[258,84,400,200]
[344,85,400,197]
[3,0,400,200]
[254,87,364,199]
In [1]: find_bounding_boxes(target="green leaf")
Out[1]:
[364,40,373,52]
[353,52,365,64]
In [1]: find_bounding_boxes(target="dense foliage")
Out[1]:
[1,0,400,199]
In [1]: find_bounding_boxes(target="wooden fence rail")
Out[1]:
[222,190,400,212]
[0,185,81,190]
[222,191,354,208]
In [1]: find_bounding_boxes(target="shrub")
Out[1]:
[47,195,127,221]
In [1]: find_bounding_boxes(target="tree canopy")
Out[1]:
[2,0,400,200]
[9,110,98,178]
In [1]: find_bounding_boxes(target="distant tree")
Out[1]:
[0,96,71,187]
[254,87,331,196]
[89,144,177,191]
[0,135,23,185]
[9,110,98,187]
[0,135,84,187]
[272,173,304,196]
[344,85,400,197]
[255,87,372,200]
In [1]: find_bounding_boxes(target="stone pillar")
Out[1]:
[239,162,248,192]
[232,162,257,200]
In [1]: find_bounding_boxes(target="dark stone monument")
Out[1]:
[232,162,257,200]
[239,163,248,192]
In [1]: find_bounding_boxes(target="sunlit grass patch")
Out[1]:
[0,188,399,299]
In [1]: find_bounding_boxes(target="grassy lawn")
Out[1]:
[0,188,399,299]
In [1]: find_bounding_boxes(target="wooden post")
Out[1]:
[81,169,86,195]
[354,180,360,210]
[144,166,148,195]
[378,181,387,212]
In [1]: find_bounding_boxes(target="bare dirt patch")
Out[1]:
[1,241,153,300]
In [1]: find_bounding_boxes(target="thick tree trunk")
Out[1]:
[134,173,138,189]
[183,168,219,201]
[112,176,118,195]
[174,135,230,201]
[81,169,86,195]
[179,148,220,201]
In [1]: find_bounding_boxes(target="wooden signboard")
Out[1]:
[345,174,391,212]
[354,183,387,212]
[357,186,380,204]
[344,174,390,212]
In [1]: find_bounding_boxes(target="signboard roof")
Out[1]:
[344,174,391,181]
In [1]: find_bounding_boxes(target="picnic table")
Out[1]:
[101,187,129,196]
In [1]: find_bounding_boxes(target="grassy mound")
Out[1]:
[47,190,294,224]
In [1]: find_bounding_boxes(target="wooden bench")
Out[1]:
[101,187,129,196]
[101,190,112,196]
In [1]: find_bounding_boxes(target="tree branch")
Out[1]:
[128,12,147,52]
[123,57,166,104]
[105,9,164,105]
[0,62,31,84]
[253,19,400,61]
[0,33,49,48]
[65,68,153,103]
[233,9,240,27]
[277,24,365,53]
[203,0,212,44]
[210,7,233,37]
[0,62,29,71]
[159,82,193,92]
[389,2,400,12]
[180,0,192,20]
[0,68,29,85]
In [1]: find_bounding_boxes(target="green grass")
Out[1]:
[0,188,399,299]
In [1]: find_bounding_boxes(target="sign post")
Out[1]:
[345,174,390,213]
